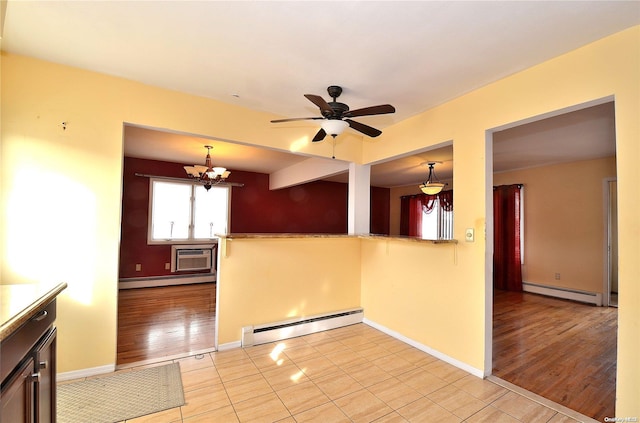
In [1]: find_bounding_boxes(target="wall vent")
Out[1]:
[241,308,364,347]
[171,245,214,272]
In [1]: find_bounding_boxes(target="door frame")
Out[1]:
[603,177,618,307]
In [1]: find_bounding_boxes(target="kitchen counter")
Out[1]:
[217,233,458,244]
[0,282,67,343]
[1,281,66,421]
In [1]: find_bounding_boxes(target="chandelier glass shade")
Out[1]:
[184,145,230,190]
[419,162,445,195]
[321,119,349,137]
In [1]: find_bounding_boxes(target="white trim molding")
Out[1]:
[363,318,484,378]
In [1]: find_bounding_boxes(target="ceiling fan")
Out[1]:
[271,85,396,142]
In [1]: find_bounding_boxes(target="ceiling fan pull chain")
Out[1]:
[332,138,336,159]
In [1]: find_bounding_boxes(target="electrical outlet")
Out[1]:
[555,273,561,280]
[135,264,141,271]
[465,228,474,242]
[165,263,170,270]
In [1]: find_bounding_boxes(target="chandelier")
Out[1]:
[419,162,445,195]
[184,145,230,190]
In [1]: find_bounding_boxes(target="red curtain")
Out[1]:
[400,195,425,237]
[400,191,453,237]
[493,184,523,291]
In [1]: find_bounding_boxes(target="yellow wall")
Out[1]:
[1,26,638,415]
[361,27,639,415]
[216,237,361,345]
[0,53,360,373]
[360,239,478,366]
[494,157,617,294]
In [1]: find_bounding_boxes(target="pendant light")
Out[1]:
[419,162,445,195]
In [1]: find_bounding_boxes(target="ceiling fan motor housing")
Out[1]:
[327,85,343,99]
[326,102,349,118]
[323,86,349,118]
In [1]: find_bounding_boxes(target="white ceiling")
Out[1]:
[2,1,631,187]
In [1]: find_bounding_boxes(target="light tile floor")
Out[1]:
[76,324,596,422]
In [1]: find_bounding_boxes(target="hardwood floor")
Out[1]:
[117,283,216,367]
[493,289,617,421]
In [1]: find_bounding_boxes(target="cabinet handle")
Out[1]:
[33,310,48,321]
[31,372,41,421]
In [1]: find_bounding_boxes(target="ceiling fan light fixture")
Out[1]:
[320,119,349,137]
[419,162,445,195]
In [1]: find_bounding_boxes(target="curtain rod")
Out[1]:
[134,173,245,187]
[399,189,452,199]
[493,184,523,190]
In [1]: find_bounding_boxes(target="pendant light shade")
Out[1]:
[419,162,445,195]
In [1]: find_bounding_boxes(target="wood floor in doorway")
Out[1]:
[117,283,216,367]
[493,289,617,422]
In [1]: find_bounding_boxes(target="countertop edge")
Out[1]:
[0,282,68,342]
[216,233,458,244]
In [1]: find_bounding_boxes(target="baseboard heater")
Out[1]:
[523,282,602,306]
[241,308,364,347]
[118,273,215,289]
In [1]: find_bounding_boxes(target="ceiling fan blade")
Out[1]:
[312,128,326,142]
[304,94,333,116]
[345,119,382,138]
[271,117,323,123]
[345,104,396,118]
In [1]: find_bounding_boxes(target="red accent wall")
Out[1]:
[370,186,391,235]
[229,171,348,234]
[119,157,389,279]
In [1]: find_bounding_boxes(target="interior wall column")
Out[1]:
[348,162,371,235]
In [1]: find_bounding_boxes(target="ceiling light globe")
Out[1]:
[320,119,349,136]
[420,183,444,195]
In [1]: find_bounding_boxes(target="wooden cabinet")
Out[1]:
[34,328,57,423]
[1,300,58,423]
[1,357,35,422]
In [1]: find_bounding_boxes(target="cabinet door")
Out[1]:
[34,328,56,423]
[0,357,35,423]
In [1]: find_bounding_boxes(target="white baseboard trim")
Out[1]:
[217,341,241,351]
[523,281,602,306]
[118,274,215,290]
[57,364,115,382]
[363,318,484,379]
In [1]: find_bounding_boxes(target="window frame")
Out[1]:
[420,196,454,241]
[147,178,230,245]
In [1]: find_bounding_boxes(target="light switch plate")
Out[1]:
[465,228,474,242]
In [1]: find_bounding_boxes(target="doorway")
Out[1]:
[117,126,220,368]
[487,99,618,420]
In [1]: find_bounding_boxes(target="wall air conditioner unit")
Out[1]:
[171,245,214,272]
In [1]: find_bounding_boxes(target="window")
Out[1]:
[399,191,453,240]
[421,196,453,240]
[148,179,229,243]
